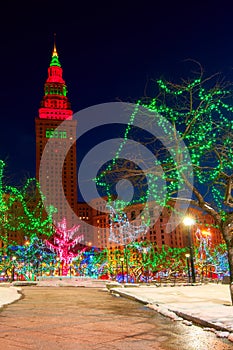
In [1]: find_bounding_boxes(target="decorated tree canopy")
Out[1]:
[107,202,148,245]
[0,160,55,243]
[8,234,55,261]
[45,217,84,276]
[96,68,233,215]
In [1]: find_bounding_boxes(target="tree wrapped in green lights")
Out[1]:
[96,63,233,303]
[127,241,187,281]
[0,160,56,247]
[8,234,57,280]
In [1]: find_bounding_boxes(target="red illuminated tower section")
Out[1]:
[35,42,77,224]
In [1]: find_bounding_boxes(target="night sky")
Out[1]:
[1,1,233,186]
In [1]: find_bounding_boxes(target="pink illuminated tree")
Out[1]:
[46,218,84,276]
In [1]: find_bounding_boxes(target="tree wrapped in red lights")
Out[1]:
[46,218,84,276]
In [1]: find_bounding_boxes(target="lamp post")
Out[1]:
[201,229,211,280]
[120,257,124,283]
[11,256,16,282]
[39,255,43,277]
[56,257,60,276]
[24,239,30,280]
[142,247,149,283]
[124,247,129,283]
[183,216,196,283]
[185,253,191,283]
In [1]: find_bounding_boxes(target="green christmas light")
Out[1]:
[95,70,233,231]
[0,160,56,243]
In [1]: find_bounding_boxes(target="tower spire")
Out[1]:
[53,33,58,57]
[39,37,72,120]
[50,33,61,67]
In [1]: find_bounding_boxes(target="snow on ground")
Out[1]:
[0,285,22,308]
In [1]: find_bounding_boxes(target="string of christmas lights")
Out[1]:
[45,218,84,276]
[95,75,233,214]
[107,202,148,245]
[0,160,55,243]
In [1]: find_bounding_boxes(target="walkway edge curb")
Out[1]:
[111,288,233,333]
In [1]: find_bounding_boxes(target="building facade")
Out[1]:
[35,43,77,224]
[87,198,223,253]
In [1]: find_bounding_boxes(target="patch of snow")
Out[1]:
[203,327,216,333]
[215,331,230,338]
[182,320,192,326]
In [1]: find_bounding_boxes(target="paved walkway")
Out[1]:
[1,280,233,343]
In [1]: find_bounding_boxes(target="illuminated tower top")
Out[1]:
[38,40,73,120]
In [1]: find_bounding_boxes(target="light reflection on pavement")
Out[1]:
[0,287,232,350]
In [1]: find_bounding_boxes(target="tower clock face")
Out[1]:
[46,128,67,139]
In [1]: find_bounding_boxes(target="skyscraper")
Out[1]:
[35,42,77,225]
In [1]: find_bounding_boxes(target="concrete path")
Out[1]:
[1,280,233,343]
[3,286,229,350]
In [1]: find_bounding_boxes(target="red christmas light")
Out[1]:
[46,218,84,276]
[39,41,73,120]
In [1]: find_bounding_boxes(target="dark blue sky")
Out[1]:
[1,0,233,185]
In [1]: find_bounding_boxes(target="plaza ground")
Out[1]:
[0,280,233,343]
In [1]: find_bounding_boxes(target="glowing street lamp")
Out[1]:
[183,217,195,227]
[183,216,196,283]
[201,229,211,237]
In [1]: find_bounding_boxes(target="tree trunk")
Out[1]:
[222,224,233,305]
[61,261,69,276]
[226,244,233,305]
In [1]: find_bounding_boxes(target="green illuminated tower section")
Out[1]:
[35,42,77,224]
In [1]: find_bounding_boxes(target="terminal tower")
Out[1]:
[35,42,78,224]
